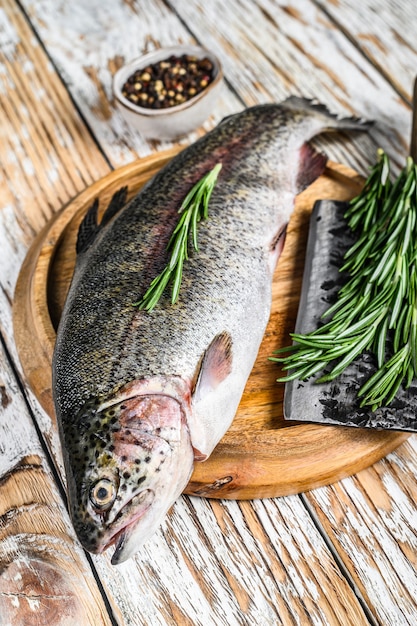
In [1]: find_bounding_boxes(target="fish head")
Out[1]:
[62,390,194,564]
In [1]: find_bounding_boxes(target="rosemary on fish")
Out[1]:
[271,149,417,410]
[137,163,222,311]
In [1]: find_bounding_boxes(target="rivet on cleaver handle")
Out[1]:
[283,199,417,432]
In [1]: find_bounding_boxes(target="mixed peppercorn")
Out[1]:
[121,54,215,110]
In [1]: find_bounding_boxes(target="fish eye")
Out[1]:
[89,478,117,511]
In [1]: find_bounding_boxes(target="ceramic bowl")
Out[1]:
[113,45,224,141]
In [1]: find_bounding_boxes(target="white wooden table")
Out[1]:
[1,1,417,624]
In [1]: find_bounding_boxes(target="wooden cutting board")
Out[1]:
[13,148,408,500]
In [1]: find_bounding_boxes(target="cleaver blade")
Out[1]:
[283,199,417,432]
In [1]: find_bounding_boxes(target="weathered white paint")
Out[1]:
[309,468,417,625]
[169,0,410,169]
[2,0,417,624]
[0,350,42,471]
[317,0,417,101]
[91,493,367,625]
[0,8,20,60]
[24,0,241,165]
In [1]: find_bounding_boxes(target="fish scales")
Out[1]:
[53,98,369,563]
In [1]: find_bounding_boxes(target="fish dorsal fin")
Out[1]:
[100,186,128,227]
[76,198,99,254]
[76,187,128,255]
[296,143,327,193]
[193,331,233,404]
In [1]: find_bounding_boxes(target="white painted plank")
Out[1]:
[316,0,417,101]
[305,437,417,625]
[169,0,412,172]
[3,0,417,624]
[92,494,368,625]
[0,0,111,468]
[22,0,241,165]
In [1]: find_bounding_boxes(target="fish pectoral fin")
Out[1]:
[296,143,327,193]
[193,331,233,403]
[192,447,208,461]
[76,187,128,254]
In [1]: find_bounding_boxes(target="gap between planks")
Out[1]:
[299,492,378,626]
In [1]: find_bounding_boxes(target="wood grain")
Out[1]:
[0,0,112,474]
[89,492,370,626]
[21,0,241,165]
[168,0,411,167]
[304,436,417,625]
[13,152,407,500]
[4,0,417,624]
[318,0,417,103]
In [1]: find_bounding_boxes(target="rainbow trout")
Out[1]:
[53,98,368,563]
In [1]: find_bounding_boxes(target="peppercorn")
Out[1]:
[121,53,216,110]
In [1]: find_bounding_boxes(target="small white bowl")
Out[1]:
[113,45,224,141]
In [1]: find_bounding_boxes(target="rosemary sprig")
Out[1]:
[136,163,222,311]
[272,149,417,410]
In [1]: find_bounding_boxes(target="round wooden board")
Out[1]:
[13,148,408,500]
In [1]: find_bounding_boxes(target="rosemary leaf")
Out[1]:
[376,316,389,368]
[136,163,222,311]
[317,327,375,382]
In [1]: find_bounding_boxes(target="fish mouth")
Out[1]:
[100,489,154,564]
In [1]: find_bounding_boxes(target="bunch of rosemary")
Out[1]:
[272,149,417,410]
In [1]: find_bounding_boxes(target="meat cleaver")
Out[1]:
[283,199,417,431]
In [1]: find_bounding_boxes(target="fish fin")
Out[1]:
[283,96,373,131]
[100,186,128,227]
[76,198,99,254]
[192,447,208,461]
[296,143,327,192]
[189,332,248,461]
[283,96,341,118]
[76,187,128,255]
[218,112,237,126]
[193,331,233,404]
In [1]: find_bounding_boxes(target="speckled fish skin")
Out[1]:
[53,97,368,564]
